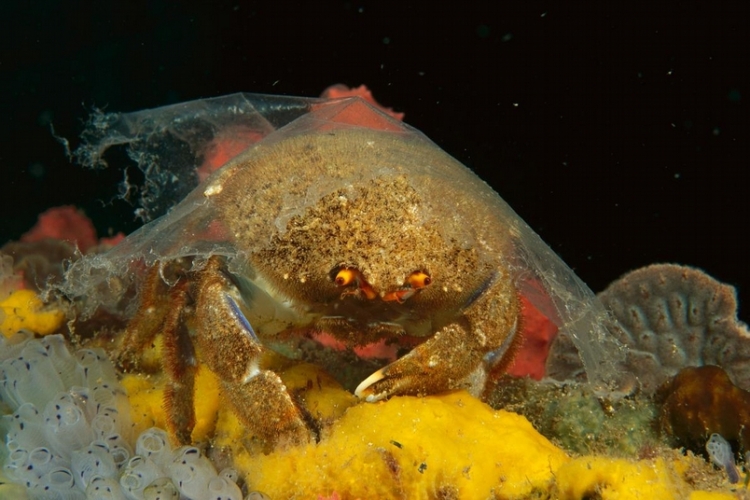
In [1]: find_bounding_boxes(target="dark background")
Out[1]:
[1,1,748,320]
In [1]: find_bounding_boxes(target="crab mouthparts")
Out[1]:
[355,281,415,303]
[382,289,416,303]
[336,268,424,303]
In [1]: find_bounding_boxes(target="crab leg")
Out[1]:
[193,257,313,449]
[114,262,196,443]
[116,264,171,370]
[355,273,521,402]
[160,279,197,445]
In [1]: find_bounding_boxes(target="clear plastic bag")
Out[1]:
[59,93,624,389]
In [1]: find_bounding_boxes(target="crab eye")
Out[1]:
[407,271,431,289]
[334,268,357,287]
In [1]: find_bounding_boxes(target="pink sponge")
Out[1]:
[320,84,405,121]
[21,206,98,253]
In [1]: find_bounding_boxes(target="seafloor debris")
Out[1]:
[546,264,750,394]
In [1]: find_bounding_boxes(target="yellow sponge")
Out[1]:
[121,364,221,443]
[0,289,64,337]
[115,356,743,499]
[556,456,689,499]
[689,492,741,500]
[232,391,569,499]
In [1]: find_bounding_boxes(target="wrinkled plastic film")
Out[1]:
[506,215,626,389]
[60,93,625,389]
[73,93,316,221]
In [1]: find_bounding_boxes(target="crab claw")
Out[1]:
[354,368,388,402]
[354,314,516,403]
[354,348,441,402]
[354,354,487,403]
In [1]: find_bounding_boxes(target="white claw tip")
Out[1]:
[355,369,386,400]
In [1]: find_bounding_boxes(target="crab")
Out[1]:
[109,113,523,450]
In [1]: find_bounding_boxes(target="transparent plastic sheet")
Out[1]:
[73,93,314,221]
[58,93,625,390]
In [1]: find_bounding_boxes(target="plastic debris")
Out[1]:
[59,92,625,391]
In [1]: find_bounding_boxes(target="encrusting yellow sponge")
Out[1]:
[121,364,222,443]
[556,456,688,500]
[0,289,64,337]
[231,390,570,499]
[689,492,740,500]
[114,354,744,498]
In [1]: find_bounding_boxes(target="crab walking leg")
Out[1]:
[160,279,198,444]
[193,257,313,449]
[355,273,521,402]
[116,264,171,370]
[114,261,199,443]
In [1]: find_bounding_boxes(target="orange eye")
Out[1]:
[407,271,431,289]
[334,268,357,287]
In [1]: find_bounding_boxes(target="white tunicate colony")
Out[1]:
[0,333,244,500]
